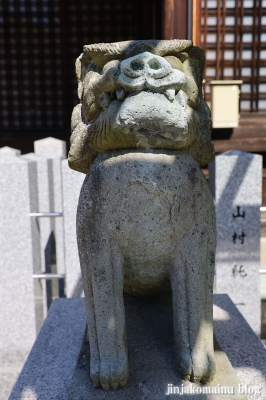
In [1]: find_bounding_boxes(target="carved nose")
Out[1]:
[120,52,172,80]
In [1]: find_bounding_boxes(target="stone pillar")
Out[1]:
[34,137,67,296]
[0,157,40,388]
[34,136,67,158]
[62,160,85,297]
[51,157,65,276]
[0,146,21,157]
[22,153,55,319]
[209,150,262,334]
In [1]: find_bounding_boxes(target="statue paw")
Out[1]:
[90,357,129,391]
[179,349,216,384]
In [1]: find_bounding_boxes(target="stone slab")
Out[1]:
[10,295,266,400]
[0,157,40,398]
[209,151,262,334]
[213,295,266,400]
[9,299,86,400]
[51,157,65,276]
[22,153,54,320]
[34,138,67,277]
[68,295,246,400]
[62,160,85,297]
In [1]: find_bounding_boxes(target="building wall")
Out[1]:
[200,0,266,112]
[0,0,163,152]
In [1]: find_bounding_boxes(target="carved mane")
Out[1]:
[69,40,214,174]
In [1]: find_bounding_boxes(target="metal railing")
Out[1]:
[33,273,66,280]
[30,212,65,283]
[29,209,266,278]
[29,212,63,218]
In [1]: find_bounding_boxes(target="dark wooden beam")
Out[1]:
[163,0,188,39]
[192,0,201,45]
[213,138,266,154]
[173,0,188,39]
[163,0,175,39]
[211,112,266,153]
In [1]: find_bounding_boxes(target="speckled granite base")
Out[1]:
[68,294,247,400]
[10,295,266,400]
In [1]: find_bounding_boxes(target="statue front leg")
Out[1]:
[171,229,216,383]
[77,209,129,390]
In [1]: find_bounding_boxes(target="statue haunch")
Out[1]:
[69,40,216,390]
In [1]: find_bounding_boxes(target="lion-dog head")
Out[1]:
[69,40,214,174]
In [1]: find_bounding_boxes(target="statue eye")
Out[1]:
[164,56,184,72]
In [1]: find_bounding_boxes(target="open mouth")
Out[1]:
[97,86,181,111]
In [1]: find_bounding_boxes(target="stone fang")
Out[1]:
[116,87,126,101]
[164,88,176,102]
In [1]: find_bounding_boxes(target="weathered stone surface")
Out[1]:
[68,295,247,400]
[10,296,266,400]
[76,150,216,388]
[61,160,85,297]
[9,299,86,400]
[0,157,40,398]
[213,295,266,400]
[69,40,214,174]
[69,40,217,390]
[209,150,262,334]
[0,146,21,157]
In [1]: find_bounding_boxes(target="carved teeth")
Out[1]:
[116,87,126,101]
[164,88,175,102]
[98,92,111,109]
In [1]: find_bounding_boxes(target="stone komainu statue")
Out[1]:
[69,40,216,390]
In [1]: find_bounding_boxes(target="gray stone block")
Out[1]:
[22,153,55,319]
[9,299,86,400]
[68,296,246,400]
[0,157,40,392]
[9,295,266,400]
[213,295,266,399]
[0,146,21,157]
[34,137,67,277]
[51,157,65,276]
[209,151,262,334]
[62,160,85,297]
[34,137,67,159]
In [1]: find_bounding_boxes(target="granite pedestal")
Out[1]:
[34,137,67,280]
[0,157,40,400]
[209,151,262,335]
[10,295,266,400]
[62,160,85,298]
